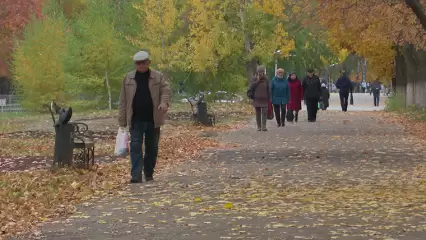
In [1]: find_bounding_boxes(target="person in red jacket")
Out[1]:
[287,73,304,123]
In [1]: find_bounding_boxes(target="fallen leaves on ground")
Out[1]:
[0,122,242,238]
[7,110,426,239]
[375,111,426,141]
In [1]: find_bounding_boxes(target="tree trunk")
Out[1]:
[239,0,257,85]
[414,49,426,107]
[158,0,165,61]
[394,46,407,107]
[105,70,112,110]
[402,43,417,106]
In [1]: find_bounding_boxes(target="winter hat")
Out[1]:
[257,65,266,72]
[133,51,150,61]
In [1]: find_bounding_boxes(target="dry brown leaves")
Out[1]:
[374,111,426,140]
[0,122,243,239]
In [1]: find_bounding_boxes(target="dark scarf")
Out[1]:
[288,77,298,83]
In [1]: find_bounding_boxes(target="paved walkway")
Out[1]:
[327,93,387,111]
[17,109,426,240]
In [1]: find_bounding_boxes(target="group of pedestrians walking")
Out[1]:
[248,66,332,131]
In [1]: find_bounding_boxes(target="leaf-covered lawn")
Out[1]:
[17,111,426,240]
[0,121,242,238]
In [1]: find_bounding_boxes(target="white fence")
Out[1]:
[0,95,25,112]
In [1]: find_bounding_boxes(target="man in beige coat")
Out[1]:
[118,51,171,183]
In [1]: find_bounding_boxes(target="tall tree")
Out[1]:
[12,8,67,108]
[66,0,128,110]
[181,0,295,85]
[0,0,43,77]
[128,0,183,71]
[315,0,426,107]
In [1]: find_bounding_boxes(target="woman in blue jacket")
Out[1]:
[270,68,290,127]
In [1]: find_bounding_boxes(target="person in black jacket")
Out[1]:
[371,80,382,106]
[302,69,322,122]
[335,70,353,112]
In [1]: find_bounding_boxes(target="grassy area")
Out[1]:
[385,94,426,122]
[0,112,36,119]
[0,101,252,120]
[0,101,252,134]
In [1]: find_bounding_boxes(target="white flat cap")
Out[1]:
[133,51,150,61]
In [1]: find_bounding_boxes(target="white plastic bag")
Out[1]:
[114,128,129,157]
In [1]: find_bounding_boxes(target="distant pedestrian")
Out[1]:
[361,81,367,93]
[270,68,290,127]
[371,80,381,106]
[287,72,303,123]
[249,65,270,131]
[335,70,353,112]
[302,69,321,122]
[119,51,171,183]
[320,83,330,110]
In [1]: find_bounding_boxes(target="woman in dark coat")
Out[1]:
[249,65,270,131]
[287,73,303,122]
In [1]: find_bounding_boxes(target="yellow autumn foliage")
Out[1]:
[182,0,294,74]
[315,0,426,83]
[130,0,180,70]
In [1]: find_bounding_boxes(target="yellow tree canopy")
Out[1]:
[129,0,180,70]
[314,0,426,83]
[174,0,295,74]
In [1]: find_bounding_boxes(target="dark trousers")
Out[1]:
[339,91,349,112]
[130,119,160,180]
[255,107,267,130]
[373,91,380,106]
[273,104,286,125]
[305,99,318,122]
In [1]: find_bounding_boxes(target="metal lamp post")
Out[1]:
[327,63,338,91]
[274,50,281,76]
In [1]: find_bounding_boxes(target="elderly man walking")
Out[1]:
[118,51,171,183]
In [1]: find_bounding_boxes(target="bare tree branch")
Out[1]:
[405,0,426,30]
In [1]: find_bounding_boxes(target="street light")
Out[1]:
[274,50,281,75]
[326,63,340,91]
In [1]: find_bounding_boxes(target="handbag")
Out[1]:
[267,101,274,120]
[286,110,294,122]
[350,93,354,105]
[246,82,259,99]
